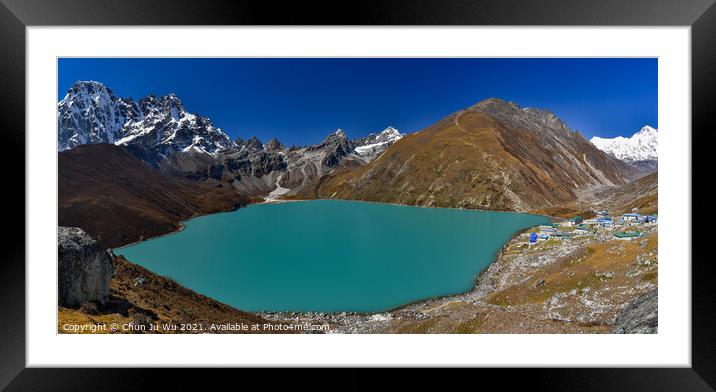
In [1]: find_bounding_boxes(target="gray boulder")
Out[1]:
[58,227,114,307]
[612,289,658,334]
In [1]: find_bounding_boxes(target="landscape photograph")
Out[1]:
[57,58,658,334]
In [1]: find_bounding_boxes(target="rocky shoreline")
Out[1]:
[105,196,543,333]
[104,193,658,334]
[59,198,658,334]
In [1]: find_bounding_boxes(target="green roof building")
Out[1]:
[614,231,641,239]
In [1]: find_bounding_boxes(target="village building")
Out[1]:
[597,217,614,227]
[623,213,641,221]
[553,231,574,238]
[614,230,641,240]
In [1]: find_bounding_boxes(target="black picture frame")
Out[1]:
[0,0,710,388]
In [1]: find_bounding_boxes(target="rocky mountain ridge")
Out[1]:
[319,98,637,212]
[59,81,405,198]
[58,81,236,155]
[59,83,645,213]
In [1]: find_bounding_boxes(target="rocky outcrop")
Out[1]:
[58,227,115,307]
[234,136,264,153]
[612,289,658,334]
[264,138,285,152]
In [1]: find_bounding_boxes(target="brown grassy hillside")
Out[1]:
[319,99,633,212]
[59,144,250,248]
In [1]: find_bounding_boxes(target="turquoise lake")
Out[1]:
[114,200,548,313]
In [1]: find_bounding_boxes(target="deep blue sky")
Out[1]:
[58,58,657,145]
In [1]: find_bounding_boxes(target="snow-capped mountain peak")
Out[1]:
[380,126,401,138]
[635,125,657,138]
[590,125,658,163]
[163,93,186,121]
[57,81,127,149]
[353,127,404,160]
[58,81,236,156]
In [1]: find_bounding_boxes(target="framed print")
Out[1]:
[0,0,712,388]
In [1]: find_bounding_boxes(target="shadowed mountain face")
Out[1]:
[59,144,250,248]
[318,98,635,212]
